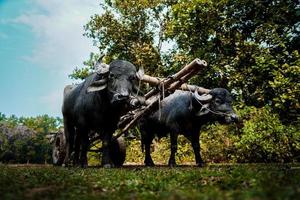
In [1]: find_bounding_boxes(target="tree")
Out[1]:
[78,0,299,120]
[70,0,172,81]
[0,112,5,121]
[0,115,62,163]
[64,0,300,163]
[164,0,300,120]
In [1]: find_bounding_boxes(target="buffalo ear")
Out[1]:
[195,103,210,116]
[87,79,107,93]
[87,62,110,93]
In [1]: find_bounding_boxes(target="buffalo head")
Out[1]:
[194,88,238,123]
[87,59,144,104]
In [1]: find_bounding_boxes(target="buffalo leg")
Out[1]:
[101,132,113,168]
[63,118,75,166]
[189,133,204,167]
[144,140,155,166]
[141,131,155,166]
[73,131,81,166]
[168,133,178,167]
[80,131,89,168]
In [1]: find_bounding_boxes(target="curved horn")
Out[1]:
[194,90,212,103]
[86,78,108,93]
[91,79,107,85]
[136,65,144,80]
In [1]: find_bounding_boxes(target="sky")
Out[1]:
[0,0,101,117]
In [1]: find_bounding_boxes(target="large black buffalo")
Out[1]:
[62,59,142,168]
[140,88,238,167]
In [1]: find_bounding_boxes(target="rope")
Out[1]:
[158,78,166,121]
[158,93,162,120]
[162,81,165,99]
[186,84,193,110]
[136,78,141,96]
[194,97,232,117]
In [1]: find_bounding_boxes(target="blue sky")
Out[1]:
[0,0,100,117]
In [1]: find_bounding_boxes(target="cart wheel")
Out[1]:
[109,136,126,167]
[52,132,66,166]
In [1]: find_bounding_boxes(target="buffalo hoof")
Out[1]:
[145,162,155,167]
[144,159,155,167]
[110,137,126,167]
[103,164,113,168]
[81,163,88,168]
[196,162,206,167]
[168,161,177,167]
[168,163,177,167]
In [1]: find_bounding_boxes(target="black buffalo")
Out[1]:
[140,88,238,167]
[62,59,142,167]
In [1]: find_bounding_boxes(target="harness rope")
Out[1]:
[158,79,166,120]
[193,96,233,117]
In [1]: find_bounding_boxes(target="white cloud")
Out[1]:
[10,0,103,116]
[13,0,101,74]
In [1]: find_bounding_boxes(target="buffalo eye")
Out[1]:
[129,75,136,81]
[108,73,115,80]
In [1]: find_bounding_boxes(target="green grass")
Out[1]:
[0,164,300,200]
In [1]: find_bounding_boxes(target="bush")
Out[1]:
[201,123,239,163]
[0,115,61,164]
[201,106,300,163]
[123,106,300,164]
[234,106,300,162]
[125,136,195,165]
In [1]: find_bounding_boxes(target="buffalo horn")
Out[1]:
[86,79,108,93]
[194,90,212,103]
[87,84,107,93]
[91,79,107,86]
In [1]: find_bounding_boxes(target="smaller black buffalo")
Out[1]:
[140,88,238,167]
[62,59,142,167]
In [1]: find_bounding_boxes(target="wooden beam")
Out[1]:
[116,58,208,137]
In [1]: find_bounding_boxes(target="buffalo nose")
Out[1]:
[113,93,129,101]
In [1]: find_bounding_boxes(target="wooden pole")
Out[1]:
[115,59,208,137]
[140,58,207,89]
[142,70,211,97]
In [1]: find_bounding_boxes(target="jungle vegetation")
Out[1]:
[1,0,299,164]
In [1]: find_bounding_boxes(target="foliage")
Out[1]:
[164,0,300,119]
[75,0,300,120]
[7,0,296,165]
[0,164,299,199]
[75,0,300,165]
[200,123,239,163]
[234,106,300,162]
[121,105,300,165]
[69,52,103,80]
[201,106,300,163]
[70,0,169,80]
[0,115,62,164]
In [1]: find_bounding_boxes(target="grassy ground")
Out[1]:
[0,164,300,200]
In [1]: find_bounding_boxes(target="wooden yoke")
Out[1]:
[114,58,208,139]
[141,59,210,99]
